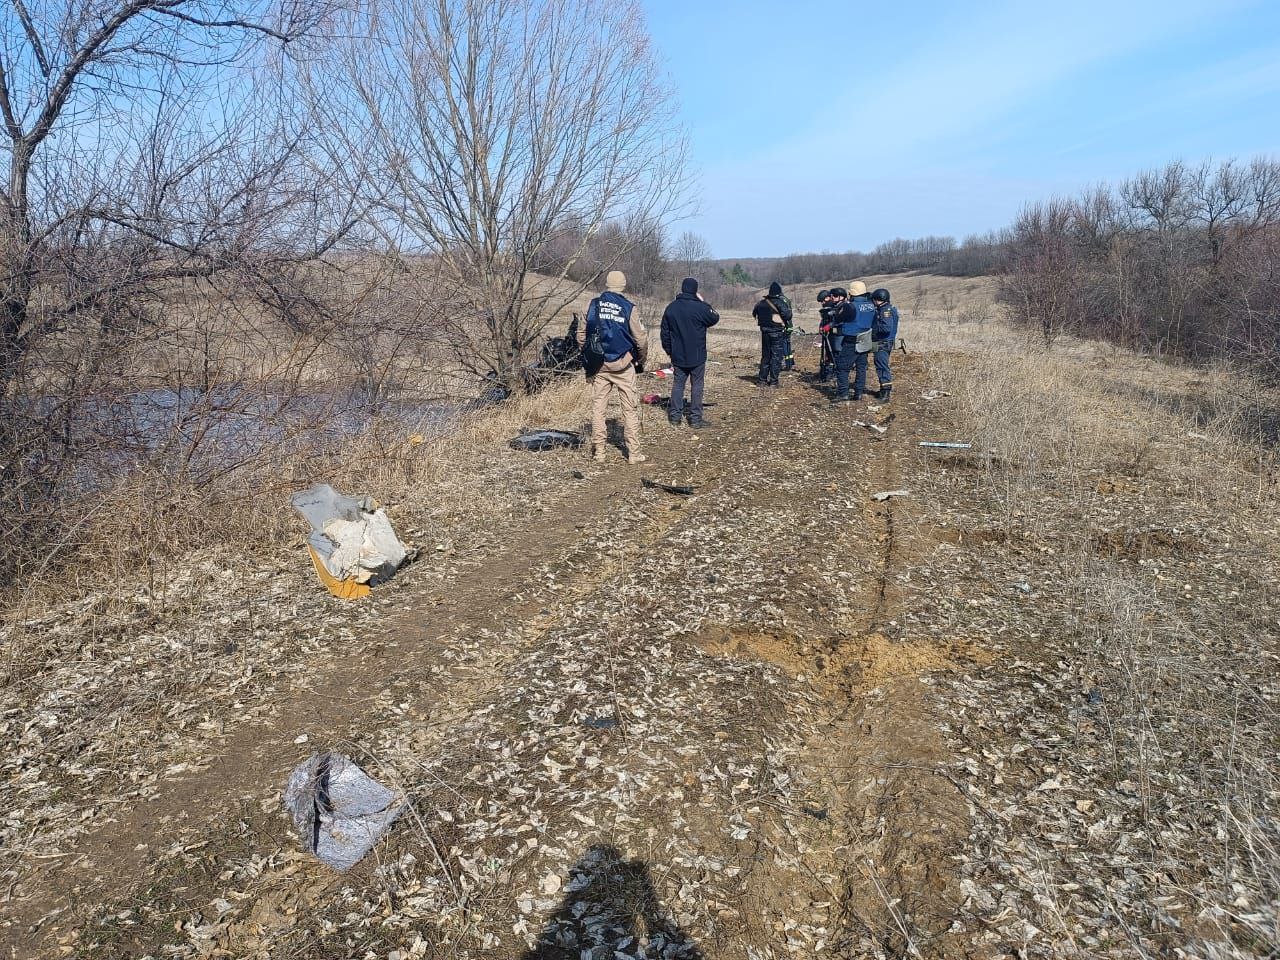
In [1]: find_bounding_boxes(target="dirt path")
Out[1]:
[6,349,989,959]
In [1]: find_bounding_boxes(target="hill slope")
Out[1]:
[3,283,1277,959]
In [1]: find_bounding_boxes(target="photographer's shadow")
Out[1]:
[521,845,703,959]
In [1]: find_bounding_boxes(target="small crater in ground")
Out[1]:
[693,627,991,690]
[936,526,1009,547]
[693,625,831,678]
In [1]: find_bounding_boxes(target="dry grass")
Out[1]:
[4,375,592,636]
[903,272,1280,956]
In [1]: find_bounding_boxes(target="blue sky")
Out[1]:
[641,0,1280,257]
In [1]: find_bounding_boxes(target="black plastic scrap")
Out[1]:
[509,428,582,452]
[642,478,695,496]
[284,752,406,872]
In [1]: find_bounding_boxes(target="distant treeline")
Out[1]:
[718,156,1280,369]
[712,234,1003,289]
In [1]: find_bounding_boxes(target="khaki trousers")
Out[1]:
[589,365,640,452]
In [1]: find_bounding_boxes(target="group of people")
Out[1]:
[750,280,899,401]
[575,271,899,463]
[813,282,899,402]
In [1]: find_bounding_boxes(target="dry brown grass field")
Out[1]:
[1,274,1276,959]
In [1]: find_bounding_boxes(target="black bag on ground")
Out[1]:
[510,428,583,452]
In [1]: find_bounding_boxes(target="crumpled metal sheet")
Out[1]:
[283,752,406,872]
[290,483,410,583]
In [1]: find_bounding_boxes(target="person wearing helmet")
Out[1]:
[830,281,876,402]
[868,288,899,401]
[816,290,837,382]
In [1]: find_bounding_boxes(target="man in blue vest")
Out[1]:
[830,281,876,402]
[660,277,720,428]
[868,288,899,401]
[577,271,649,463]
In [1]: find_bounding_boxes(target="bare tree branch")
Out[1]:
[9,0,51,77]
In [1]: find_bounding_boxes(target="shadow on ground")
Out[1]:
[521,845,702,960]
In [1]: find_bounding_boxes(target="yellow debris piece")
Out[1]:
[307,545,371,601]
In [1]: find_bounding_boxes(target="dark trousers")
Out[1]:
[669,362,706,423]
[834,339,857,396]
[873,344,893,386]
[758,329,784,384]
[853,350,870,396]
[781,329,794,369]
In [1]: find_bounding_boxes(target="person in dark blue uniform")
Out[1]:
[815,290,837,382]
[869,288,899,401]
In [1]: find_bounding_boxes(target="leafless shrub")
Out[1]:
[910,281,929,317]
[939,291,959,324]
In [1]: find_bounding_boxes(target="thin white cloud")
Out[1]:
[690,0,1265,253]
[742,0,1253,177]
[1178,46,1280,104]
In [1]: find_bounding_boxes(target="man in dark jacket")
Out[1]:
[660,277,720,428]
[752,281,793,387]
[816,289,836,381]
[868,287,899,401]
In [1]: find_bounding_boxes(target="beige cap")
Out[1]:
[848,280,868,296]
[605,270,627,293]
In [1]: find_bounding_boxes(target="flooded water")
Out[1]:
[54,382,500,493]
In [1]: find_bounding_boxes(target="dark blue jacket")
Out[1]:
[873,303,899,345]
[584,291,638,364]
[834,296,876,337]
[660,292,720,368]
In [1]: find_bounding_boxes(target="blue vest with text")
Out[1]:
[586,292,638,363]
[838,297,876,337]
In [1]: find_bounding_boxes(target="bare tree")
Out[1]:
[313,0,690,391]
[672,230,712,280]
[999,156,1280,364]
[0,0,341,389]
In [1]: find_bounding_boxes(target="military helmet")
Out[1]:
[871,288,891,303]
[816,290,829,302]
[848,280,868,297]
[829,287,848,299]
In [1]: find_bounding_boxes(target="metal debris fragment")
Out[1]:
[284,752,406,872]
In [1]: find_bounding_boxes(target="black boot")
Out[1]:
[877,384,893,401]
